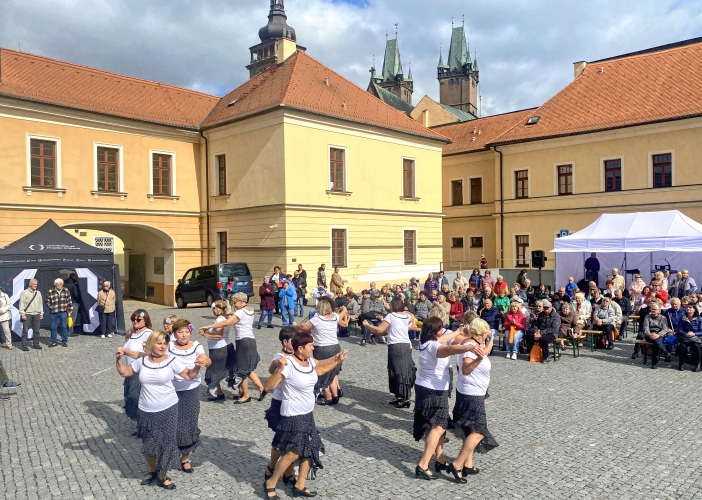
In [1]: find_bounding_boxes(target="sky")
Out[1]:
[2,0,701,117]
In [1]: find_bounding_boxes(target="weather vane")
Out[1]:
[395,23,398,37]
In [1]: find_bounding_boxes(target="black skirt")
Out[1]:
[387,343,416,400]
[176,387,201,454]
[205,343,235,391]
[272,411,325,469]
[452,392,499,453]
[139,404,181,474]
[314,344,341,392]
[265,398,283,432]
[413,384,450,441]
[124,375,141,422]
[233,338,260,379]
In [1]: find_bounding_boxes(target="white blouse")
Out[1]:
[416,340,450,391]
[207,316,232,350]
[122,328,152,367]
[280,356,318,416]
[309,313,339,347]
[233,308,256,340]
[168,340,206,392]
[384,312,412,345]
[131,355,187,412]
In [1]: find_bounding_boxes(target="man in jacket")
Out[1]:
[97,281,117,339]
[46,278,73,348]
[360,289,386,346]
[437,271,449,289]
[664,297,685,353]
[19,279,43,351]
[414,291,432,323]
[644,303,671,368]
[292,271,305,317]
[613,289,632,335]
[452,272,470,292]
[424,273,439,296]
[675,270,698,299]
[565,277,577,300]
[317,264,327,288]
[279,280,297,327]
[608,268,625,293]
[592,296,616,350]
[297,264,307,295]
[534,300,562,362]
[0,286,13,349]
[480,298,501,336]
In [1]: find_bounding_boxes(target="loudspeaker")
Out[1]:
[531,250,547,268]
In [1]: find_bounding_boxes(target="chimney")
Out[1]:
[423,108,430,128]
[573,61,587,79]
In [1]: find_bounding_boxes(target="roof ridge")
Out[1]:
[589,36,702,65]
[281,51,302,105]
[0,47,219,100]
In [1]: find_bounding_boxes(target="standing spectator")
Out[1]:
[0,359,21,396]
[278,281,297,327]
[46,278,73,348]
[452,272,470,292]
[613,289,632,335]
[516,270,529,290]
[479,270,495,291]
[675,270,698,299]
[258,277,275,329]
[424,273,439,296]
[437,271,449,289]
[584,253,601,288]
[97,281,117,339]
[19,279,43,351]
[534,300,561,362]
[329,266,344,294]
[64,272,81,336]
[292,272,305,318]
[297,264,308,294]
[271,266,284,315]
[317,263,327,288]
[609,268,625,293]
[0,286,12,349]
[468,269,481,290]
[480,255,488,270]
[223,276,238,300]
[565,277,577,299]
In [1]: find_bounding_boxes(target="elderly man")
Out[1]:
[46,278,73,348]
[644,303,671,368]
[360,289,386,347]
[674,270,698,299]
[480,298,501,337]
[534,300,561,363]
[19,279,44,351]
[592,296,616,350]
[664,297,685,353]
[608,268,625,293]
[424,273,439,296]
[97,281,117,339]
[565,277,577,300]
[452,271,470,292]
[613,289,632,336]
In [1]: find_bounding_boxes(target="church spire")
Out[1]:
[258,0,296,43]
[247,0,303,78]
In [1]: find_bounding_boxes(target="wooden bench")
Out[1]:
[629,315,640,337]
[635,339,653,365]
[552,338,568,361]
[581,329,605,352]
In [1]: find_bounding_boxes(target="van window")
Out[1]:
[183,270,193,281]
[198,267,216,280]
[220,263,250,278]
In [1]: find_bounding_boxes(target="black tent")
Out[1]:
[0,219,125,337]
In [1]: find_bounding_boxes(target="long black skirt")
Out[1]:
[176,388,201,454]
[265,398,283,432]
[413,384,450,441]
[124,375,141,422]
[452,392,499,454]
[205,343,235,392]
[272,411,325,469]
[387,343,416,400]
[139,404,181,474]
[314,344,341,392]
[233,338,260,379]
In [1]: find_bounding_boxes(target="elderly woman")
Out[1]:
[629,273,646,303]
[644,302,671,368]
[677,304,702,371]
[469,269,481,290]
[479,270,495,291]
[439,284,452,299]
[429,300,450,329]
[447,318,498,482]
[534,283,550,303]
[258,277,276,329]
[97,281,117,339]
[592,296,615,350]
[329,266,344,294]
[503,302,526,360]
[448,292,464,331]
[493,275,508,295]
[651,271,668,292]
[414,317,482,480]
[559,302,580,337]
[116,330,205,490]
[198,301,235,401]
[123,309,153,432]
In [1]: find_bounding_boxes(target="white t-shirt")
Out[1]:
[131,355,187,412]
[208,316,232,350]
[416,340,451,391]
[280,356,318,416]
[233,308,256,340]
[309,313,339,347]
[456,341,491,396]
[384,312,412,345]
[271,353,285,401]
[122,329,152,367]
[169,340,206,392]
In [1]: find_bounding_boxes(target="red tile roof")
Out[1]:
[433,109,535,156]
[492,38,702,144]
[202,51,448,142]
[0,48,219,129]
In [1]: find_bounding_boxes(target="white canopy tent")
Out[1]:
[552,211,702,290]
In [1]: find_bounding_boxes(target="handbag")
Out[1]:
[529,344,543,362]
[613,327,620,341]
[508,326,516,344]
[67,316,74,328]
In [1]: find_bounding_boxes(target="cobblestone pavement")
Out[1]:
[2,300,702,499]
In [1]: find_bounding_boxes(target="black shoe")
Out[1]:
[61,343,68,347]
[33,345,42,350]
[395,400,410,409]
[264,481,279,500]
[415,465,437,480]
[292,486,317,497]
[447,463,467,483]
[434,460,449,473]
[282,473,296,485]
[388,397,401,405]
[267,325,274,329]
[359,340,367,346]
[21,346,29,352]
[665,355,672,362]
[694,366,700,373]
[542,356,552,363]
[462,466,480,475]
[258,391,268,402]
[606,345,614,350]
[678,365,684,371]
[181,460,194,473]
[652,364,658,369]
[49,343,58,348]
[338,388,344,399]
[140,473,156,485]
[257,324,262,330]
[155,476,175,490]
[207,394,226,402]
[631,352,639,359]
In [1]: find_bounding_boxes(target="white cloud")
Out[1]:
[2,0,701,117]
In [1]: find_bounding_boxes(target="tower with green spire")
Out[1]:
[437,20,479,115]
[367,28,414,107]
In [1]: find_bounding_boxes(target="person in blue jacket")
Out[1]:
[664,298,685,353]
[278,280,297,327]
[480,298,501,336]
[678,303,702,371]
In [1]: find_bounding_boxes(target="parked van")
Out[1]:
[175,262,253,308]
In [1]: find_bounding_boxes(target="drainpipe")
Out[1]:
[494,147,504,267]
[200,130,211,265]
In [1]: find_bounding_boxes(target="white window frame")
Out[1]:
[330,226,349,269]
[93,142,124,193]
[328,145,348,192]
[600,156,624,192]
[149,149,177,196]
[213,151,228,196]
[554,162,575,196]
[93,235,116,254]
[512,167,530,199]
[449,177,465,206]
[216,230,229,263]
[402,227,418,265]
[468,175,483,204]
[514,233,531,268]
[26,134,62,188]
[648,150,675,188]
[401,156,417,199]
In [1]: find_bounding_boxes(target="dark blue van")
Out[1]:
[175,262,253,308]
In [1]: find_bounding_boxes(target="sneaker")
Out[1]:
[208,386,219,398]
[511,353,518,360]
[107,334,113,338]
[505,353,511,359]
[101,335,105,339]
[49,343,58,348]
[359,340,366,347]
[3,380,20,388]
[6,344,13,350]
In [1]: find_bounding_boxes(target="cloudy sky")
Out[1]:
[2,0,701,116]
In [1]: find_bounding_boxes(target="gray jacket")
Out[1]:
[593,304,615,325]
[361,298,386,318]
[345,297,359,318]
[20,288,44,316]
[644,313,668,336]
[414,299,432,320]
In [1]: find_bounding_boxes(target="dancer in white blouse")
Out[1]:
[122,309,153,434]
[199,301,236,401]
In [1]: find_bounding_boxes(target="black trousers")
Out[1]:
[21,314,41,348]
[620,316,629,338]
[594,324,614,347]
[646,334,667,365]
[538,334,556,358]
[678,338,701,368]
[100,312,115,336]
[525,332,535,354]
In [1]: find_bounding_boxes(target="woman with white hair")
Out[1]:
[97,281,117,339]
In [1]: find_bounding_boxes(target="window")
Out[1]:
[470,178,482,204]
[470,237,484,248]
[331,229,347,267]
[152,153,172,195]
[557,164,573,195]
[329,148,345,192]
[96,147,119,192]
[30,139,56,187]
[451,237,464,248]
[217,232,227,263]
[652,154,672,188]
[604,159,621,192]
[93,236,115,253]
[216,154,227,195]
[402,159,415,198]
[451,180,463,205]
[404,230,416,265]
[515,170,528,199]
[516,235,529,267]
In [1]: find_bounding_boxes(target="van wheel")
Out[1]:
[206,293,214,307]
[176,296,187,309]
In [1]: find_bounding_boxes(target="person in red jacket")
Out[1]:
[645,281,669,305]
[503,301,526,360]
[258,277,276,329]
[493,275,508,295]
[448,292,464,330]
